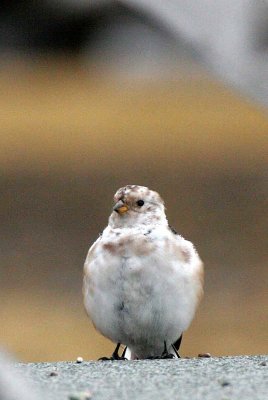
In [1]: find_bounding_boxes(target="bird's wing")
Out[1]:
[83,236,102,300]
[168,224,178,235]
[84,235,102,267]
[168,224,204,343]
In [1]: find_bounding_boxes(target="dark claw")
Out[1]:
[98,355,127,361]
[161,353,175,359]
[146,354,175,360]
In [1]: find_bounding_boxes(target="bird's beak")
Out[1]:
[113,200,129,214]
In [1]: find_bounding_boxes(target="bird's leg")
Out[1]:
[146,341,175,360]
[171,334,182,358]
[98,343,127,361]
[171,344,181,358]
[121,346,127,358]
[112,343,128,360]
[160,341,175,359]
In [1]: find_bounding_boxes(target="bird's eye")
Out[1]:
[136,200,144,207]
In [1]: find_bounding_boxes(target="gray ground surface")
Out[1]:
[14,355,268,400]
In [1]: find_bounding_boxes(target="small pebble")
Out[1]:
[260,361,267,366]
[198,353,212,358]
[76,356,84,363]
[221,381,231,387]
[69,391,92,400]
[49,371,58,377]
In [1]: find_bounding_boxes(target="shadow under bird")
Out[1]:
[83,185,204,360]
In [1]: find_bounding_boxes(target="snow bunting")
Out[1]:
[83,185,204,360]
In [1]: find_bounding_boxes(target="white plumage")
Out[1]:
[83,185,204,359]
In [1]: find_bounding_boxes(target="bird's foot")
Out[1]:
[146,353,175,360]
[146,341,175,360]
[160,353,175,359]
[98,355,127,361]
[98,343,127,361]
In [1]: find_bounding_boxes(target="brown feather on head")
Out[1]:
[109,185,166,228]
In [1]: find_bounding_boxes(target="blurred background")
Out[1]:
[0,1,267,362]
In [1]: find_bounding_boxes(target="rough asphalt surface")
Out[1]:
[14,356,267,400]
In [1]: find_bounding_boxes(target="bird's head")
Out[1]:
[108,185,167,228]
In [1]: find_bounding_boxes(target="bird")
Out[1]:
[83,185,204,360]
